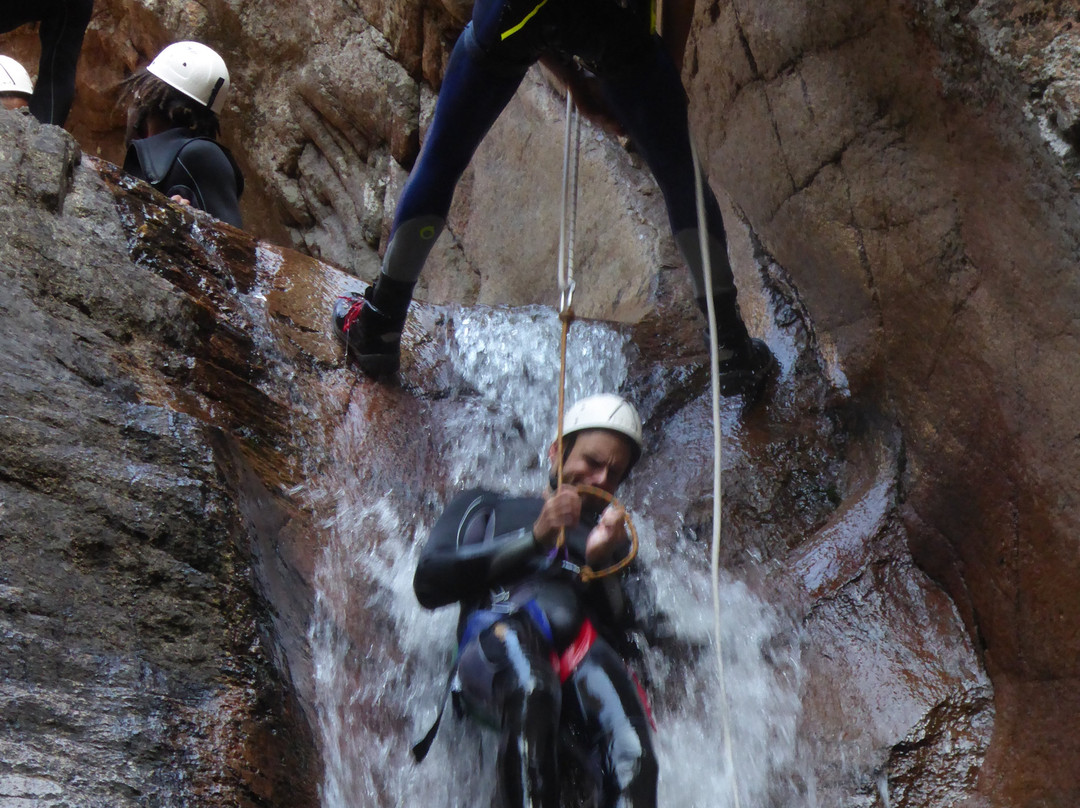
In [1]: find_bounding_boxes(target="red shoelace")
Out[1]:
[338,295,367,333]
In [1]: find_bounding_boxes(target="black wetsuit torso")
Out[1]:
[123,128,245,228]
[414,488,633,652]
[414,488,657,808]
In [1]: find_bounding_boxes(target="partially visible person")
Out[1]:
[0,54,33,111]
[332,0,774,399]
[0,0,94,126]
[120,41,244,228]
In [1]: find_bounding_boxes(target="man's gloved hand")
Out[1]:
[533,484,584,549]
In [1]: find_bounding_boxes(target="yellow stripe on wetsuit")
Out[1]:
[500,0,657,41]
[500,0,549,39]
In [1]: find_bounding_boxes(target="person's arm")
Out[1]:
[170,140,243,228]
[413,491,545,610]
[584,504,628,567]
[584,557,666,667]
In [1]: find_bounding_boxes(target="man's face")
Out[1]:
[550,429,633,496]
[1,94,29,110]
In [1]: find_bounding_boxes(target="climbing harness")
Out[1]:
[553,91,639,582]
[690,139,742,808]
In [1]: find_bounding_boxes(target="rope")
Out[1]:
[551,90,638,581]
[690,138,742,808]
[556,306,573,501]
[557,90,580,316]
[576,485,639,582]
[555,90,581,525]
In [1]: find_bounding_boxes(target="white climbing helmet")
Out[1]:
[560,394,643,460]
[147,41,230,114]
[0,55,33,97]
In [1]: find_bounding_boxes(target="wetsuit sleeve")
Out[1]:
[414,490,544,610]
[170,140,244,228]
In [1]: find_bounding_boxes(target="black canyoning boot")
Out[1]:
[332,276,414,377]
[699,291,777,399]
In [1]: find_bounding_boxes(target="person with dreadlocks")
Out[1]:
[120,41,244,228]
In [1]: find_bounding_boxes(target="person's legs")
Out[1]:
[563,639,657,808]
[457,617,562,808]
[593,36,728,293]
[334,5,532,375]
[32,0,93,125]
[598,38,774,396]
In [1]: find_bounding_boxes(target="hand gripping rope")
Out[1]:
[553,91,639,582]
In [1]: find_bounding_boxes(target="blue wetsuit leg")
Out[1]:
[564,638,657,808]
[457,615,562,808]
[598,37,735,294]
[390,27,528,228]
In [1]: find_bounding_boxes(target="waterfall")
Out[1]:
[310,306,808,807]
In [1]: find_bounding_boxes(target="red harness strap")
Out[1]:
[554,618,656,730]
[556,618,598,683]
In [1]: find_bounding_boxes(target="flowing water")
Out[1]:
[310,306,809,807]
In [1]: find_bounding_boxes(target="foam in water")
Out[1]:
[310,307,807,807]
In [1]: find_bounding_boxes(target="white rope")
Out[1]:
[690,138,742,808]
[557,91,580,314]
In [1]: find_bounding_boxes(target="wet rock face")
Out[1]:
[0,111,321,808]
[0,98,993,805]
[685,1,1080,803]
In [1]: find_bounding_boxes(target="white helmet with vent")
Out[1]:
[0,55,33,96]
[560,394,643,462]
[147,41,230,114]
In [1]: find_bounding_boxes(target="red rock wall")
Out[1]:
[4,0,1080,803]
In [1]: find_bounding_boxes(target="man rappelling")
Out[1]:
[332,0,775,399]
[413,393,659,807]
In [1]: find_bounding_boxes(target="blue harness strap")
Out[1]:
[458,598,554,653]
[414,598,555,762]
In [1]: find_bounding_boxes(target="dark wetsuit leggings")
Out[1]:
[0,0,94,126]
[457,614,657,808]
[386,0,732,298]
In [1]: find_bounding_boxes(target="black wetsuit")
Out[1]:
[0,0,93,126]
[123,128,245,228]
[415,489,657,808]
[384,0,733,301]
